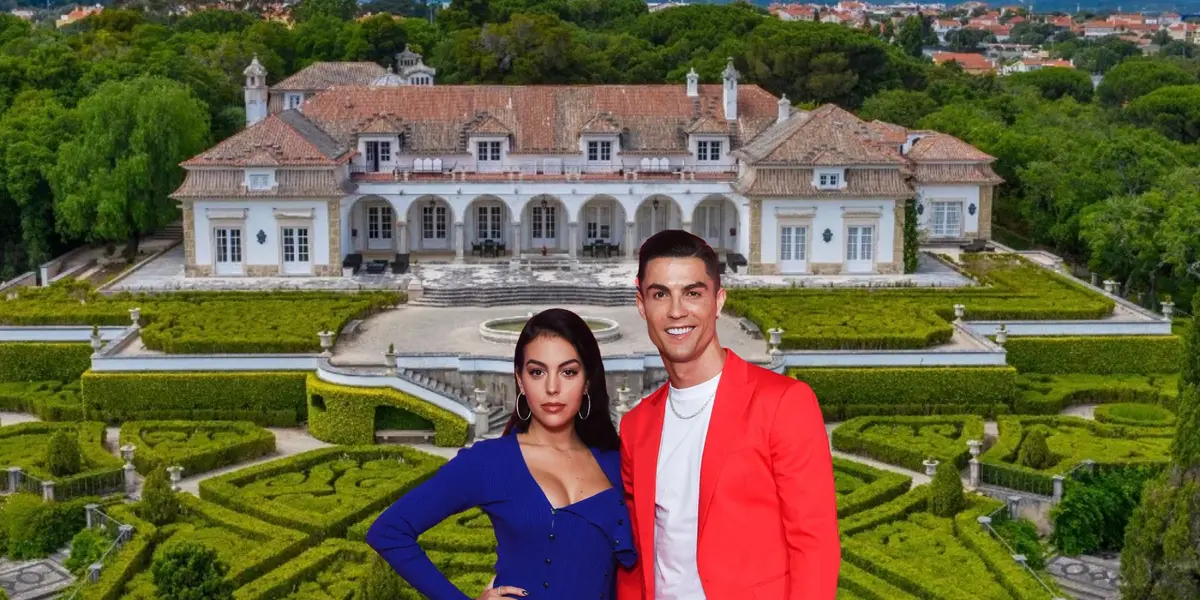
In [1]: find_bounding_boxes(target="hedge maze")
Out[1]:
[119,421,276,476]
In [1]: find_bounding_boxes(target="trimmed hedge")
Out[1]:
[80,505,159,600]
[726,254,1114,351]
[306,375,469,447]
[0,343,92,382]
[233,538,367,600]
[199,445,444,539]
[1,492,96,559]
[1093,403,1177,427]
[832,416,985,473]
[0,381,87,421]
[980,416,1174,495]
[1004,336,1182,375]
[1014,373,1179,414]
[837,559,921,600]
[790,367,1017,420]
[953,501,1058,600]
[833,458,912,519]
[174,494,310,589]
[0,281,403,354]
[839,485,930,538]
[119,421,276,476]
[82,371,308,426]
[0,422,123,498]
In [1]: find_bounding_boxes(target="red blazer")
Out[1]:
[617,351,840,600]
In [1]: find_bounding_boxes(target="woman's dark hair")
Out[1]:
[503,308,621,451]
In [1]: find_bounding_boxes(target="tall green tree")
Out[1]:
[1096,58,1196,106]
[1126,85,1200,145]
[0,90,76,273]
[897,15,925,57]
[291,0,358,22]
[1120,293,1200,600]
[152,543,233,600]
[858,89,937,128]
[49,77,209,255]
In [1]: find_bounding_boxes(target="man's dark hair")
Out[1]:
[637,229,722,290]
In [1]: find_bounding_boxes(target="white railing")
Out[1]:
[0,326,127,343]
[963,320,1172,337]
[91,353,319,372]
[316,361,476,424]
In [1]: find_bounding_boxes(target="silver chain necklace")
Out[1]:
[669,389,716,420]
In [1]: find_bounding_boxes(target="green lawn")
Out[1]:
[726,254,1114,350]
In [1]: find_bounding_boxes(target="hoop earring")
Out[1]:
[516,393,531,420]
[578,393,591,420]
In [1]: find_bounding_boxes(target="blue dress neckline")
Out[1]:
[507,433,620,511]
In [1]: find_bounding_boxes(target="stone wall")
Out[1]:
[978,185,994,240]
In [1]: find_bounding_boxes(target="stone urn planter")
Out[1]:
[318,330,336,357]
[767,328,784,355]
[89,326,104,354]
[922,458,939,476]
[129,307,142,329]
[995,324,1008,345]
[383,343,398,375]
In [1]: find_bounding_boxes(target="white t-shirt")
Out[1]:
[654,372,721,600]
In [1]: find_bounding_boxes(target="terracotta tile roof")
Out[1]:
[686,115,733,134]
[912,163,1003,185]
[932,52,995,72]
[907,132,995,162]
[866,120,908,145]
[736,167,912,198]
[300,84,779,155]
[731,104,905,166]
[359,114,405,134]
[579,113,622,135]
[466,114,514,135]
[181,112,348,167]
[272,62,386,92]
[172,169,350,199]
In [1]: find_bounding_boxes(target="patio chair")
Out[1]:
[960,238,989,253]
[342,253,363,274]
[483,239,497,258]
[496,242,507,256]
[471,242,482,257]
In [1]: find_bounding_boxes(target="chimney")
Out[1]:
[243,55,268,127]
[686,68,699,97]
[777,94,791,124]
[721,57,740,121]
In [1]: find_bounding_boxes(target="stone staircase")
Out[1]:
[411,284,636,307]
[1046,554,1121,600]
[395,367,472,406]
[146,221,184,241]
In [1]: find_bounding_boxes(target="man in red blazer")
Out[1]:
[618,230,840,600]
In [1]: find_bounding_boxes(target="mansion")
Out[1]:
[172,49,1001,277]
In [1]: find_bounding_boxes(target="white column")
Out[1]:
[454,222,464,260]
[398,222,408,254]
[625,222,636,259]
[738,199,751,257]
[568,222,578,258]
[511,221,522,255]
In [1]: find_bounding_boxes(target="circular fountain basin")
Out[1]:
[480,315,621,344]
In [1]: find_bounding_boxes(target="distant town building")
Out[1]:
[56,4,102,28]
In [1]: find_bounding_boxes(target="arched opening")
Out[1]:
[374,404,434,432]
[692,195,740,253]
[521,195,567,254]
[636,195,682,246]
[345,195,398,259]
[406,195,454,255]
[464,195,512,258]
[578,195,627,257]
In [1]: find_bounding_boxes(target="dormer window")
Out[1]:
[477,141,502,162]
[814,168,845,190]
[285,93,303,110]
[697,140,723,161]
[587,140,612,162]
[246,170,274,190]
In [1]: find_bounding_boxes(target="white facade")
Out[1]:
[192,200,332,276]
[915,184,982,240]
[759,199,898,274]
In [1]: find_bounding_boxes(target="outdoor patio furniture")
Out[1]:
[342,253,363,274]
[483,239,497,258]
[961,238,989,253]
[496,242,507,256]
[365,259,388,275]
[726,252,748,274]
[582,242,595,257]
[471,242,483,257]
[392,253,409,274]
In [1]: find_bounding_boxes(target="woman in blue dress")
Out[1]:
[367,308,635,600]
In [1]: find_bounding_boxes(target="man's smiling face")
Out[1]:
[636,256,726,365]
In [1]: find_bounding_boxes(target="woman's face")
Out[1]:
[516,334,588,430]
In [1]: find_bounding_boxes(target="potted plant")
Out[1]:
[541,245,548,256]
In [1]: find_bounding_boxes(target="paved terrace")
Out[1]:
[106,247,971,293]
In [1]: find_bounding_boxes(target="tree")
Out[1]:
[344,13,408,64]
[943,27,991,52]
[1080,192,1165,302]
[1120,293,1200,600]
[44,429,82,477]
[897,15,924,57]
[138,468,181,526]
[435,13,603,84]
[1005,67,1094,102]
[291,0,358,22]
[928,461,965,517]
[858,89,937,128]
[1017,427,1052,470]
[151,543,233,600]
[1126,85,1200,145]
[0,90,77,273]
[903,198,919,273]
[49,77,209,256]
[1096,58,1196,106]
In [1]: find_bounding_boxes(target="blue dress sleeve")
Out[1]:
[366,443,487,600]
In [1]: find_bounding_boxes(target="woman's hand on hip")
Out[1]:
[477,586,527,598]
